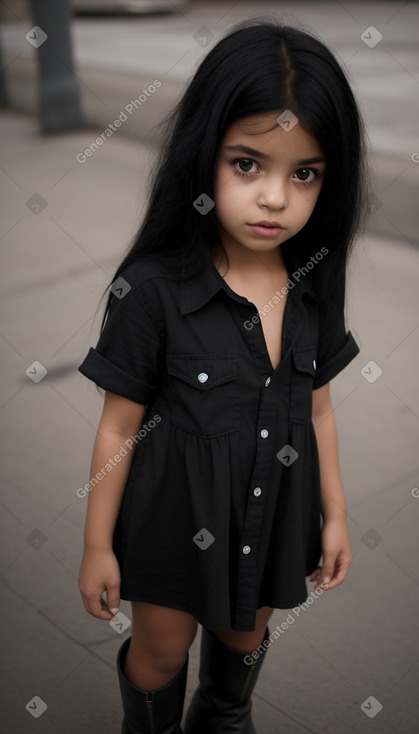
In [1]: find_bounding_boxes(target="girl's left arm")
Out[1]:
[309,382,353,591]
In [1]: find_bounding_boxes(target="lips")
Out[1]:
[251,221,283,228]
[248,222,284,237]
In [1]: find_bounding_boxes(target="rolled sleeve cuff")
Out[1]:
[312,330,360,389]
[78,347,155,405]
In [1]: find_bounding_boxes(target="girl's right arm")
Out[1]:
[78,390,146,621]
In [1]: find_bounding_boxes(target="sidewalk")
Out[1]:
[1,0,419,246]
[1,107,418,733]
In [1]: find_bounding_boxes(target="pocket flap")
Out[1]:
[292,346,317,376]
[167,354,238,390]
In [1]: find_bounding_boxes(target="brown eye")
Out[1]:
[293,168,321,185]
[238,159,254,172]
[296,168,311,181]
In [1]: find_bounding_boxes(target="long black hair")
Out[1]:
[98,16,370,331]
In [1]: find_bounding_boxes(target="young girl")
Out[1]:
[78,17,369,734]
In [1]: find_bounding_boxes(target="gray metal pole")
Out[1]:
[29,0,83,133]
[0,27,9,107]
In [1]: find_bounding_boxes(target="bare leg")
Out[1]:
[124,601,198,691]
[212,605,274,651]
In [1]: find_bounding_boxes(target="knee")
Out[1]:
[147,644,189,675]
[131,633,192,675]
[129,603,198,673]
[213,627,269,654]
[153,653,188,676]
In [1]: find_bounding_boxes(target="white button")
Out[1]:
[243,545,251,554]
[253,487,262,497]
[265,377,271,387]
[260,429,269,438]
[198,372,208,383]
[313,359,316,370]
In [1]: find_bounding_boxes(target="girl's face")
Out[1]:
[213,111,326,257]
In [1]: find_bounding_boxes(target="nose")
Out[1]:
[258,174,288,210]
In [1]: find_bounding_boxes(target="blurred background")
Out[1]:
[1,1,418,732]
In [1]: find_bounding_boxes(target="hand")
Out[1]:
[309,517,353,591]
[78,547,121,620]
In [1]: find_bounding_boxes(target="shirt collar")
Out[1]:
[281,241,319,303]
[179,245,318,316]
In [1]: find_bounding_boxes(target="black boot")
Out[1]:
[184,625,270,734]
[116,636,188,733]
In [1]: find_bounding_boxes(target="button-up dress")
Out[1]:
[78,245,360,631]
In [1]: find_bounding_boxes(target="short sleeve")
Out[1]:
[78,283,162,405]
[312,302,360,390]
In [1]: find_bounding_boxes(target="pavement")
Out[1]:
[0,2,418,733]
[1,0,419,245]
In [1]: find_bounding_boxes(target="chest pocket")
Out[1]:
[289,345,317,424]
[166,354,240,438]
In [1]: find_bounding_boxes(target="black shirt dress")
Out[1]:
[78,245,360,631]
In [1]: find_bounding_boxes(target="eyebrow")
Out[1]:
[224,144,326,166]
